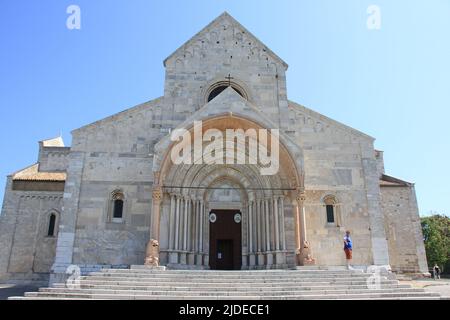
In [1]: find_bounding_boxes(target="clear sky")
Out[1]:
[0,0,449,216]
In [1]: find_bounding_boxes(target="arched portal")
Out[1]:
[150,115,309,269]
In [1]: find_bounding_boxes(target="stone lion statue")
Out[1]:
[297,240,316,265]
[144,239,160,267]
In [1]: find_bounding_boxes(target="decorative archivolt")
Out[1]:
[111,189,124,201]
[323,194,338,206]
[154,115,304,195]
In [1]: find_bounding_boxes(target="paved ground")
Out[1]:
[0,284,40,300]
[400,278,450,298]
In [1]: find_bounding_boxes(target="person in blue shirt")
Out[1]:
[344,231,353,270]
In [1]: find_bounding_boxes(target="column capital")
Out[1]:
[152,186,163,202]
[295,187,306,202]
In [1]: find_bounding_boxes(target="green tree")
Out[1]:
[421,214,450,274]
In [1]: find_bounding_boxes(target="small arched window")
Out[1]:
[208,85,243,102]
[206,81,247,103]
[326,205,335,223]
[111,190,124,222]
[113,199,124,219]
[323,195,337,224]
[48,213,57,237]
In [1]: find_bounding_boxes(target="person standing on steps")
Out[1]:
[433,264,441,280]
[344,230,353,270]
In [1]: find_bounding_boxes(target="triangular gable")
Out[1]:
[163,12,288,69]
[173,86,281,132]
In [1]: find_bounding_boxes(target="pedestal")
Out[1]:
[249,254,256,267]
[195,254,203,266]
[257,253,265,266]
[187,253,195,265]
[266,253,274,267]
[275,251,286,265]
[242,254,248,268]
[169,252,178,264]
[179,252,187,265]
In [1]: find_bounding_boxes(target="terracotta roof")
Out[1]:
[12,164,66,182]
[379,174,412,187]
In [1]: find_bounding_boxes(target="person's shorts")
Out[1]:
[344,248,352,260]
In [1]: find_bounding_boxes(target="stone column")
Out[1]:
[248,200,256,267]
[183,198,188,251]
[256,199,262,252]
[187,198,195,265]
[174,196,180,250]
[179,197,188,264]
[256,199,264,267]
[242,201,248,269]
[194,200,198,252]
[280,196,286,251]
[203,202,209,267]
[264,199,273,267]
[150,186,163,242]
[196,200,203,266]
[145,185,163,265]
[178,195,184,251]
[199,200,204,252]
[296,189,315,266]
[273,197,280,251]
[168,194,176,250]
[275,196,286,265]
[169,194,179,264]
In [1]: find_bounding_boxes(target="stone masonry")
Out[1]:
[0,12,428,284]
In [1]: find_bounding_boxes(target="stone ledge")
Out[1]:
[130,265,167,271]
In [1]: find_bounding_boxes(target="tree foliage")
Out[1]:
[421,214,450,273]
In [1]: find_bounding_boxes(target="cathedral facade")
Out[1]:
[0,13,428,284]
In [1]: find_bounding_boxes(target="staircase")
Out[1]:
[8,267,441,300]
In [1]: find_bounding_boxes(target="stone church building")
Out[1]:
[0,12,428,284]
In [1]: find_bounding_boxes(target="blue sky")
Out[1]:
[0,0,449,216]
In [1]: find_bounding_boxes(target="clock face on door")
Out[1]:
[234,213,241,224]
[209,213,217,223]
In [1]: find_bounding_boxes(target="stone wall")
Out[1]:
[38,146,71,172]
[163,13,289,128]
[0,176,63,283]
[62,99,166,269]
[286,101,390,267]
[381,185,428,274]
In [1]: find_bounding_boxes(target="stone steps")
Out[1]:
[52,283,410,290]
[35,287,427,296]
[11,291,441,300]
[8,268,443,300]
[80,274,380,282]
